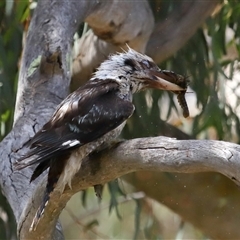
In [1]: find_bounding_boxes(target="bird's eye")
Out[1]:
[141,60,151,69]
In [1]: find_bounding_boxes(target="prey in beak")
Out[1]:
[147,69,190,118]
[148,69,188,91]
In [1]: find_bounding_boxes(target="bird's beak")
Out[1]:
[147,70,187,91]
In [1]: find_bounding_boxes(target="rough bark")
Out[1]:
[16,137,240,239]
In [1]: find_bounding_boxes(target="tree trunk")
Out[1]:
[0,0,155,239]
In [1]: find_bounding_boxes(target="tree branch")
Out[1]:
[19,137,240,238]
[75,137,240,186]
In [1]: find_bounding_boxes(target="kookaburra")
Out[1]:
[14,48,188,230]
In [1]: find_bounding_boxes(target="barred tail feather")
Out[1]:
[30,188,50,231]
[29,155,69,231]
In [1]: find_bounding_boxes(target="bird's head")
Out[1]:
[93,48,187,93]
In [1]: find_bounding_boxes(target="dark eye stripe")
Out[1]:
[124,58,136,70]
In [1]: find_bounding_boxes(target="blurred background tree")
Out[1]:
[1,0,240,239]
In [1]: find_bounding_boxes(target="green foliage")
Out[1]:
[123,3,240,237]
[124,1,240,142]
[108,180,125,220]
[0,0,28,140]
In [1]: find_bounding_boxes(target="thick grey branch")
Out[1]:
[73,137,240,187]
[20,137,240,239]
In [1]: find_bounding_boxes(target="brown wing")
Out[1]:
[14,79,134,170]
